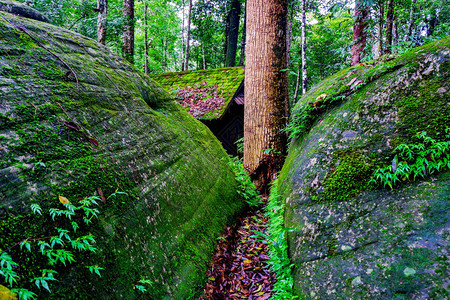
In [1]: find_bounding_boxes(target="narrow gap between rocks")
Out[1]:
[199,196,276,300]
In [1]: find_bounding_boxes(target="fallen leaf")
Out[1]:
[59,195,70,204]
[97,187,106,204]
[347,77,358,86]
[88,137,99,146]
[315,93,327,101]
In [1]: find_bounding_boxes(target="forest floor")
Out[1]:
[199,196,276,300]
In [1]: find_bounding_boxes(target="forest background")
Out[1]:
[16,0,449,101]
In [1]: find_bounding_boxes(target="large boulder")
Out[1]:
[279,37,449,299]
[0,9,244,299]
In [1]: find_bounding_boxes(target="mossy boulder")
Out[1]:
[279,37,449,299]
[0,10,245,299]
[0,0,49,23]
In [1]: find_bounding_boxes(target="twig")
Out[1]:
[0,14,80,90]
[57,102,71,119]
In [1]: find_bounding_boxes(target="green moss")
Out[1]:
[151,67,244,120]
[394,79,449,143]
[320,150,377,202]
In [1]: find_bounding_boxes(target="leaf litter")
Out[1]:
[199,197,275,300]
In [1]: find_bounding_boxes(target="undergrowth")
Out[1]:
[371,130,450,189]
[265,179,297,299]
[227,156,261,207]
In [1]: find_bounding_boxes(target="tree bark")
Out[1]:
[97,0,107,45]
[225,0,241,67]
[385,0,395,54]
[122,0,134,64]
[183,0,192,71]
[244,0,288,192]
[144,3,149,74]
[301,0,307,95]
[239,3,246,66]
[350,0,369,66]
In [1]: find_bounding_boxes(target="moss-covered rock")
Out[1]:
[279,37,449,299]
[0,11,245,299]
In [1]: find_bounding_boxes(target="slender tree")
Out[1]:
[123,0,135,64]
[144,2,149,74]
[182,0,192,71]
[407,0,416,37]
[225,0,241,67]
[244,0,288,192]
[374,0,384,59]
[350,0,369,66]
[300,0,307,95]
[385,0,395,54]
[239,3,246,66]
[96,0,108,45]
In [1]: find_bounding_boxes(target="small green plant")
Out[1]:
[227,156,262,207]
[134,278,153,293]
[263,179,297,299]
[371,130,450,189]
[234,137,244,155]
[0,193,114,299]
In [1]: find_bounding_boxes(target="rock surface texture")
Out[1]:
[279,37,449,299]
[0,9,244,299]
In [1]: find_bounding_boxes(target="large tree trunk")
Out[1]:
[239,3,246,66]
[244,0,288,192]
[144,3,149,74]
[225,0,241,67]
[301,0,307,95]
[350,0,369,66]
[183,0,192,71]
[122,0,134,64]
[385,0,395,54]
[97,0,107,45]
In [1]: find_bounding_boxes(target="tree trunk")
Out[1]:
[385,0,395,54]
[97,0,107,45]
[122,0,134,64]
[225,0,241,67]
[293,49,301,102]
[350,0,369,66]
[244,0,288,192]
[286,9,292,68]
[144,3,149,74]
[301,0,307,95]
[407,0,416,37]
[239,3,246,66]
[374,0,384,59]
[202,44,206,69]
[181,0,185,71]
[183,0,192,71]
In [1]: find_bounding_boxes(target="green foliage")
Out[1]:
[0,195,109,299]
[134,278,154,293]
[227,156,261,207]
[371,130,450,189]
[264,179,297,299]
